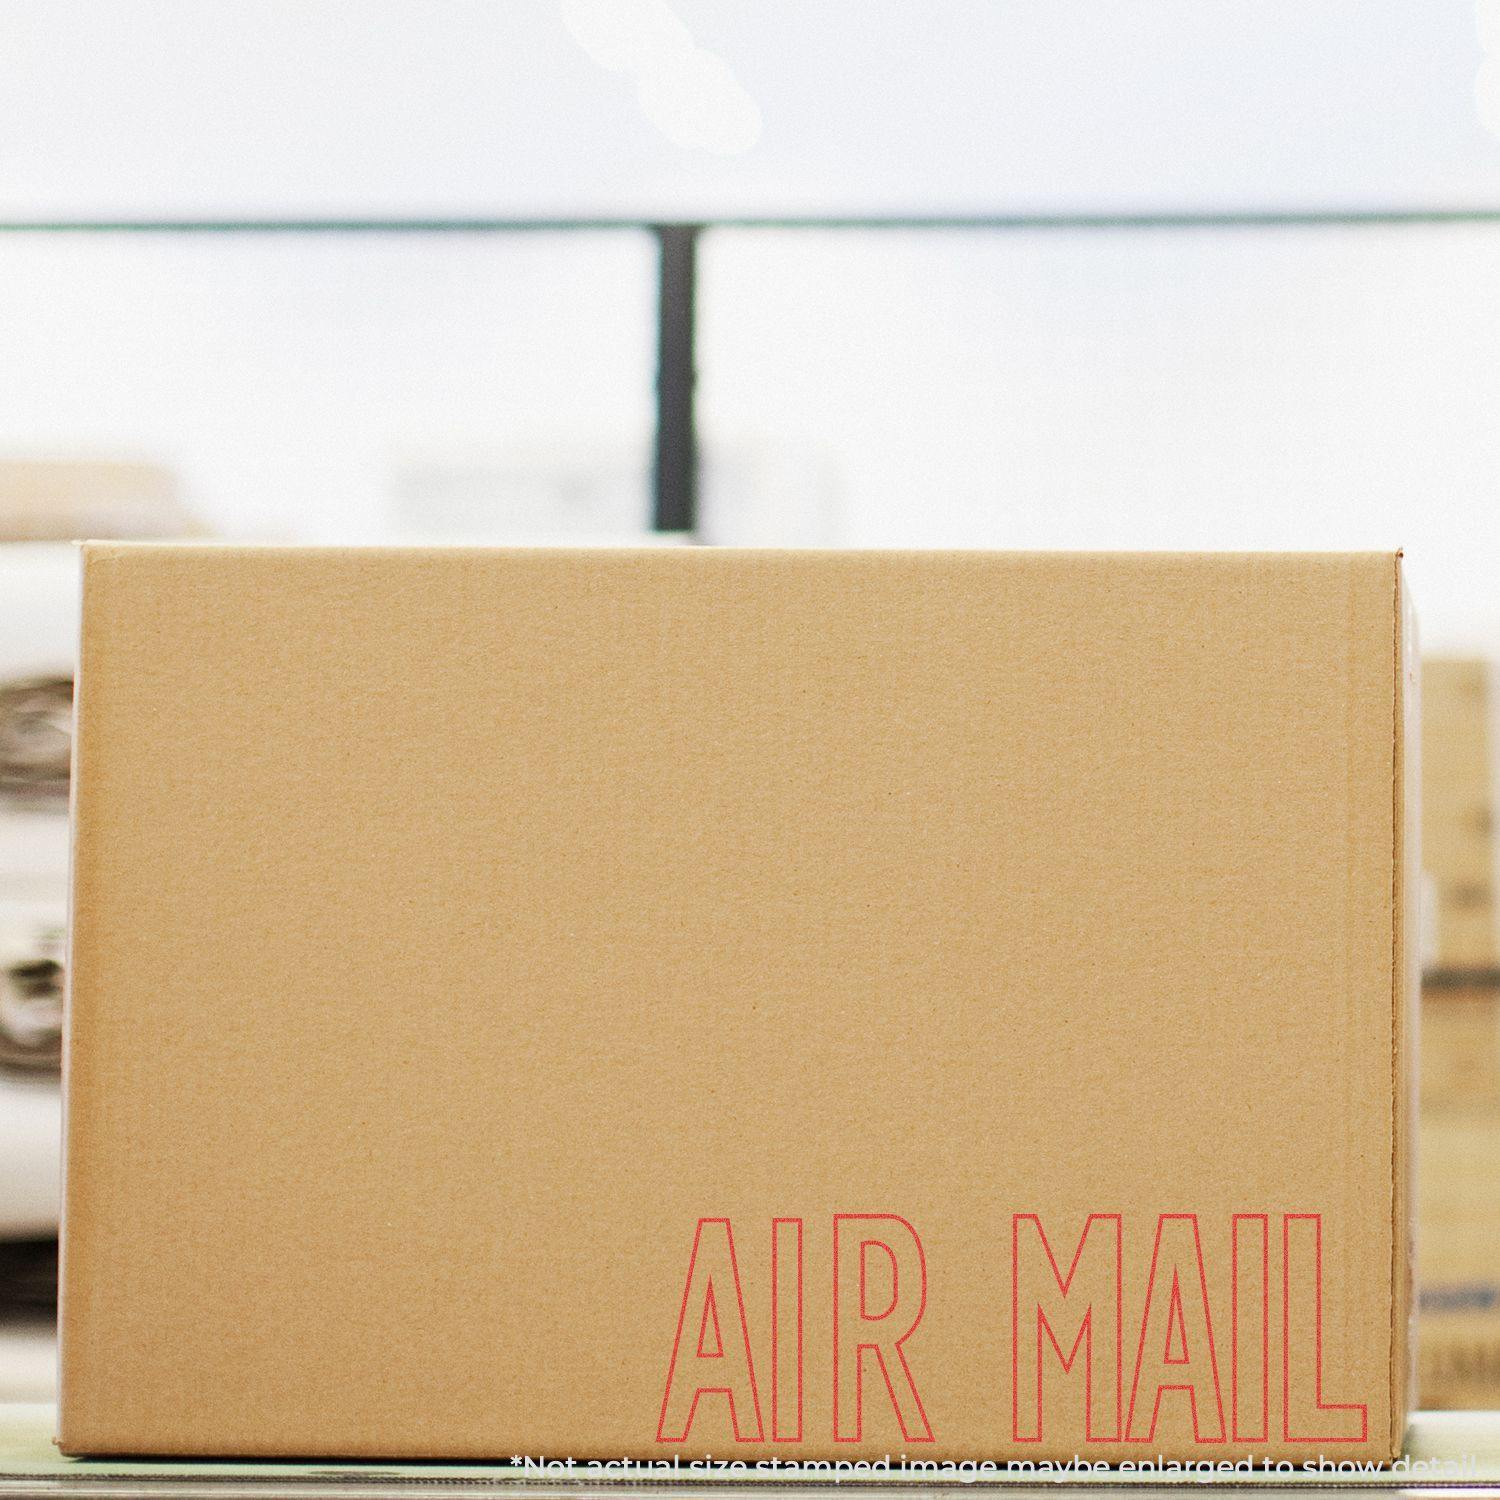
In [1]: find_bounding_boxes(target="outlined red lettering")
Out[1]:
[657,1217,764,1443]
[833,1213,934,1443]
[1011,1213,1123,1443]
[1282,1213,1368,1443]
[1125,1214,1226,1444]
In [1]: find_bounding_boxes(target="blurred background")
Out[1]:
[4,0,1500,1412]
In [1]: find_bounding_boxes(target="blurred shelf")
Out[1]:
[10,209,1500,232]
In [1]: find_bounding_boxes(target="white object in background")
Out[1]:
[0,817,67,909]
[0,544,74,1238]
[389,443,653,541]
[0,547,77,682]
[697,438,842,546]
[0,1076,59,1238]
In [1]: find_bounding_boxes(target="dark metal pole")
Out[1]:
[652,224,701,535]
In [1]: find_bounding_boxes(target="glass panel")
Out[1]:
[701,222,1500,644]
[0,231,656,541]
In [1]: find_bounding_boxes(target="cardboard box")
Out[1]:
[1418,980,1500,1407]
[1416,658,1500,1406]
[0,462,198,544]
[62,547,1416,1464]
[1421,659,1497,972]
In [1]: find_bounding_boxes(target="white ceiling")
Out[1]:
[1,0,1498,219]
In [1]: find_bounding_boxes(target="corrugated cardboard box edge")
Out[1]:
[1395,555,1419,1444]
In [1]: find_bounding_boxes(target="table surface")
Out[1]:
[3,1408,1500,1499]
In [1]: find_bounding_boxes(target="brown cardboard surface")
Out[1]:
[1419,981,1500,1408]
[61,548,1413,1464]
[1416,658,1500,1409]
[1421,985,1500,1113]
[1420,660,1496,972]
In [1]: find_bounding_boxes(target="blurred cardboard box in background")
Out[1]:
[1423,659,1498,973]
[1419,658,1500,1408]
[0,461,198,545]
